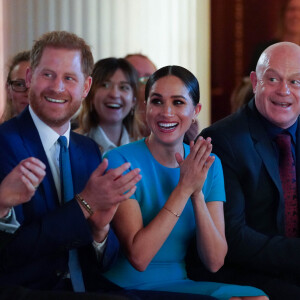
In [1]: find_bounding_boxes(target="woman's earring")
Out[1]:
[192,118,196,123]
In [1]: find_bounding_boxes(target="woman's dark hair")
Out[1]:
[91,57,138,94]
[145,65,200,106]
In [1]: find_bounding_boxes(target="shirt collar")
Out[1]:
[254,103,297,144]
[91,125,131,155]
[29,105,71,150]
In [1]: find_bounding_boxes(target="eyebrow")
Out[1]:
[65,72,79,78]
[41,68,80,78]
[104,79,131,84]
[264,69,279,76]
[265,68,300,77]
[264,68,276,73]
[150,92,163,97]
[150,92,187,100]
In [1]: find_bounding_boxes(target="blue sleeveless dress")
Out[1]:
[103,139,267,300]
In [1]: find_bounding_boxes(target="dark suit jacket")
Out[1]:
[195,99,300,277]
[0,108,120,292]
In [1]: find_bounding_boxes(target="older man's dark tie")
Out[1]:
[276,133,298,237]
[58,136,85,292]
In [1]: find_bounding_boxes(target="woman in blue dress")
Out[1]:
[103,66,268,300]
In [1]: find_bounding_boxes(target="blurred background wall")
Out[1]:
[0,0,292,128]
[0,0,211,129]
[211,0,287,123]
[0,1,4,116]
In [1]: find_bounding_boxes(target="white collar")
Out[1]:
[88,125,131,155]
[29,105,70,150]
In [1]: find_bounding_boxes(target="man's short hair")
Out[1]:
[30,31,94,77]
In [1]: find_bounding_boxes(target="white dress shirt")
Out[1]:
[87,125,132,155]
[29,106,69,203]
[0,209,19,233]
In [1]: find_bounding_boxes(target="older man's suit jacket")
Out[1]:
[0,107,119,292]
[187,99,300,281]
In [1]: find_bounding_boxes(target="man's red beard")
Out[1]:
[29,89,81,129]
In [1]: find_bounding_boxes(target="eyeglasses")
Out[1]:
[138,76,149,85]
[9,80,28,92]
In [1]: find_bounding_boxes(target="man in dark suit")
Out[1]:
[186,42,300,300]
[0,30,142,296]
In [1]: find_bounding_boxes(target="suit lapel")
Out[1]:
[247,101,284,230]
[17,108,59,216]
[247,102,282,191]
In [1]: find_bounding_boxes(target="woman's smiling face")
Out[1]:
[146,75,200,145]
[92,68,135,126]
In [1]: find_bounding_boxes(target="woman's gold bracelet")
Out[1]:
[163,206,180,218]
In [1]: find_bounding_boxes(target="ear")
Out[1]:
[26,67,32,88]
[194,103,202,118]
[250,71,258,94]
[82,76,92,98]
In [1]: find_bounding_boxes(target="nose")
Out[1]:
[277,81,291,96]
[162,103,173,116]
[52,78,65,93]
[109,84,120,98]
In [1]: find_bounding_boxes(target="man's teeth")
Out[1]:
[279,103,290,107]
[46,97,66,103]
[158,122,178,128]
